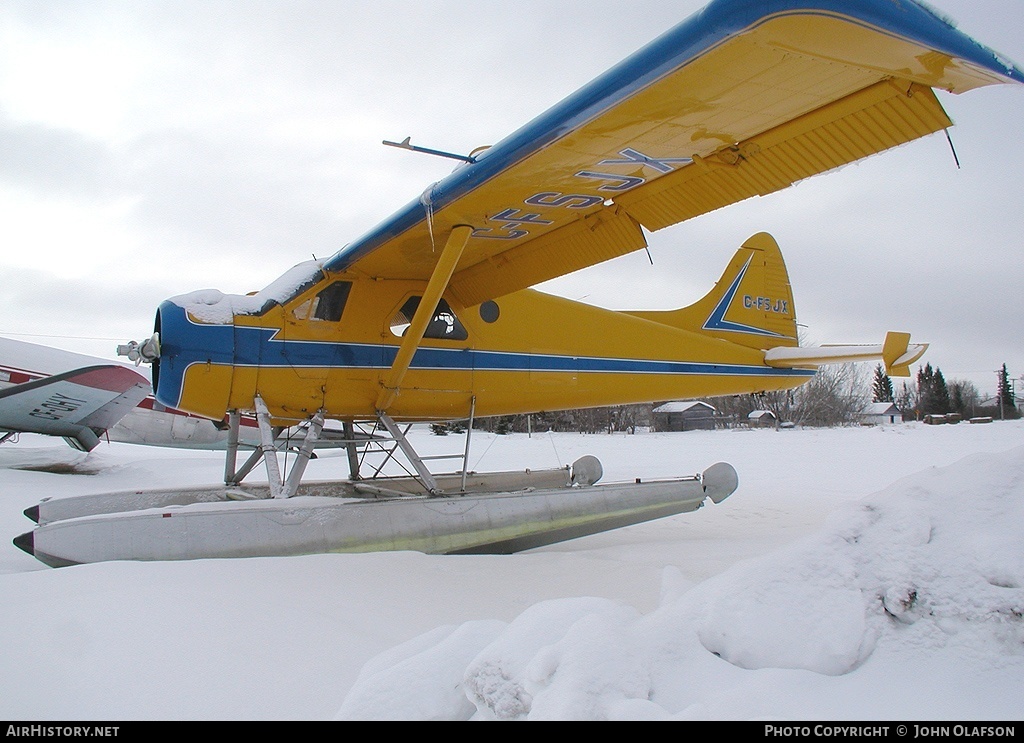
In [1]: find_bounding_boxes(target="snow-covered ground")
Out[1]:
[1,421,1022,720]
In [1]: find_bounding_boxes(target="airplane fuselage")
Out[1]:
[155,267,815,424]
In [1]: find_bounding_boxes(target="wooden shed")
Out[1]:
[652,401,717,432]
[859,402,903,425]
[747,410,778,428]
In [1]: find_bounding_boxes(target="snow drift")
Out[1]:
[338,445,1024,721]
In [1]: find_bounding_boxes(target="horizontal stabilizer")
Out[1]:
[0,365,151,451]
[764,332,927,377]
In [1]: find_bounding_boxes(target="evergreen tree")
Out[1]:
[933,367,951,413]
[494,416,515,435]
[915,363,951,415]
[997,364,1018,419]
[916,364,935,416]
[872,364,894,403]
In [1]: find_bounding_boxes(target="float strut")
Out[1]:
[254,397,285,498]
[378,412,440,495]
[223,409,273,487]
[460,396,476,493]
[343,420,361,480]
[281,411,324,499]
[223,410,241,484]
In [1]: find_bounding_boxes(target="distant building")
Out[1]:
[652,401,717,432]
[979,394,1023,417]
[860,402,903,426]
[747,410,777,428]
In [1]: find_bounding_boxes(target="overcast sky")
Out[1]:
[1,0,1021,396]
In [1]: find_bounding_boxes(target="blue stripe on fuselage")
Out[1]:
[155,303,815,408]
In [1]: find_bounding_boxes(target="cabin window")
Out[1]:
[313,282,352,321]
[294,281,352,322]
[390,297,468,341]
[479,300,500,323]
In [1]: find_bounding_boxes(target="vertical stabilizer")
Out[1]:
[629,233,799,349]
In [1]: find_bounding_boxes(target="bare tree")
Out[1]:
[705,393,757,427]
[791,363,870,427]
[895,380,916,420]
[755,388,797,424]
[948,378,980,418]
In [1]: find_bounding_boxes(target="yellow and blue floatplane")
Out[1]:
[17,0,1022,566]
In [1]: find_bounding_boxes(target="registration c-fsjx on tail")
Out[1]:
[17,0,1023,567]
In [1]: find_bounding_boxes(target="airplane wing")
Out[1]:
[0,365,151,452]
[316,0,1022,307]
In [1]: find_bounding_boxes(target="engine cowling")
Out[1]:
[150,299,235,421]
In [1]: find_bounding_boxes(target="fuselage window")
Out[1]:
[479,300,500,323]
[390,297,469,341]
[296,281,352,322]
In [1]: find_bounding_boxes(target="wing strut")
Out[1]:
[376,224,473,412]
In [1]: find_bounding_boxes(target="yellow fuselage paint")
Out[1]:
[171,273,812,425]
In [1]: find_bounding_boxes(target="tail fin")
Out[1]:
[629,232,798,349]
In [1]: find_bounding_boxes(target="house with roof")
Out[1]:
[747,409,778,428]
[979,393,1024,417]
[652,401,717,432]
[859,401,903,426]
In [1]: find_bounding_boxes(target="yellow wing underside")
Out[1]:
[336,10,1006,306]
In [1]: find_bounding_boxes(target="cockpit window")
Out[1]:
[313,282,352,321]
[293,281,352,322]
[390,297,468,341]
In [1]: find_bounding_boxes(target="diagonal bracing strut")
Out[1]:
[372,224,473,494]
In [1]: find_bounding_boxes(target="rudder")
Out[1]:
[629,232,799,349]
